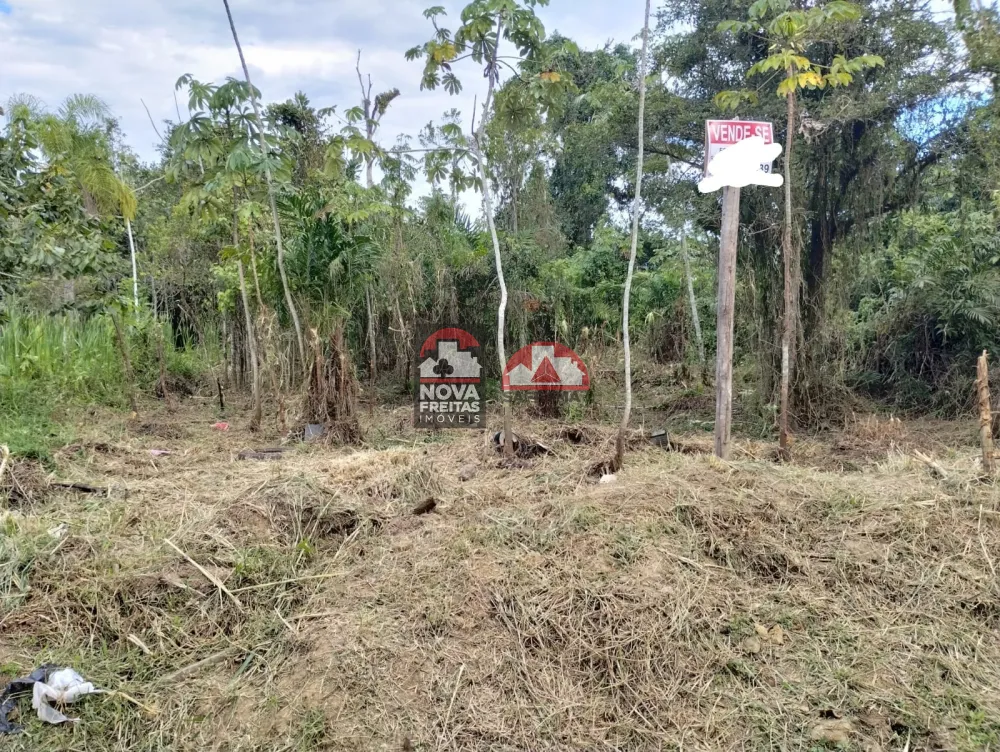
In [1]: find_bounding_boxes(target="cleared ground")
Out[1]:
[2,399,1000,751]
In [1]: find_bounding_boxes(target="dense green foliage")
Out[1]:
[0,306,215,456]
[2,0,1000,445]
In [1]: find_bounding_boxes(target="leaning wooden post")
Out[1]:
[977,350,995,476]
[714,186,740,459]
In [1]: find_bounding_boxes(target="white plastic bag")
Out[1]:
[31,669,99,725]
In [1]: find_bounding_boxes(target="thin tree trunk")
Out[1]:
[248,224,264,309]
[614,0,651,469]
[471,18,513,457]
[233,206,262,431]
[366,285,378,381]
[511,182,519,234]
[238,259,262,431]
[681,235,706,375]
[151,276,157,318]
[779,84,797,461]
[222,0,306,373]
[222,317,231,388]
[111,311,139,415]
[356,51,376,190]
[157,322,175,411]
[126,218,139,309]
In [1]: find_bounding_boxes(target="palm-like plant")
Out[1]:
[222,0,306,371]
[32,95,137,221]
[169,75,284,430]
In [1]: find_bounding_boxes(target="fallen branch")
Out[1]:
[51,482,108,495]
[156,647,239,685]
[164,538,244,612]
[290,610,339,621]
[913,450,948,481]
[230,571,342,594]
[237,450,283,461]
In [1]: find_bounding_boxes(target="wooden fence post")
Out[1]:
[977,350,995,477]
[714,186,741,459]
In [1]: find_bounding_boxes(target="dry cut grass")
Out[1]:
[1,401,999,751]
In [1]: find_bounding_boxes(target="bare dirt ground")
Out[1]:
[2,398,1000,751]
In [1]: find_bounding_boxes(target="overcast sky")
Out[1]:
[1,0,645,171]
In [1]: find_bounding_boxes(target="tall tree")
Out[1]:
[718,0,883,456]
[168,76,274,429]
[408,0,571,456]
[222,0,306,372]
[615,0,652,470]
[1,95,138,300]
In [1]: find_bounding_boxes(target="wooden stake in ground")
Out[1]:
[977,350,995,476]
[714,186,740,459]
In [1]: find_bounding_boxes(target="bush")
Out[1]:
[850,206,1000,410]
[0,305,216,455]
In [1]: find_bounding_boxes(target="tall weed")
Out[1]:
[0,307,217,456]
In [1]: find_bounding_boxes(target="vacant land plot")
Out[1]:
[2,403,999,751]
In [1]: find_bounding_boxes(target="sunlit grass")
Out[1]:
[0,307,218,456]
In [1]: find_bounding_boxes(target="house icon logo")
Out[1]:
[414,328,483,428]
[502,342,589,392]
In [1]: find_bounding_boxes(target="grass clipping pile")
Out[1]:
[1,412,1000,751]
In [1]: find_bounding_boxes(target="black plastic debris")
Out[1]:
[650,429,670,448]
[0,665,54,734]
[492,431,552,458]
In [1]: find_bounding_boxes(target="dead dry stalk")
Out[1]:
[437,663,466,751]
[164,538,244,611]
[157,648,240,686]
[0,445,9,490]
[913,450,948,481]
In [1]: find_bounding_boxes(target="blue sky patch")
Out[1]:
[0,2,10,15]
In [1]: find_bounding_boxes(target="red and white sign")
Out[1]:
[705,120,774,175]
[502,343,590,392]
[415,327,483,428]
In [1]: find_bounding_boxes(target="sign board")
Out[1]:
[704,120,775,176]
[414,327,483,428]
[698,135,783,193]
[502,342,589,392]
